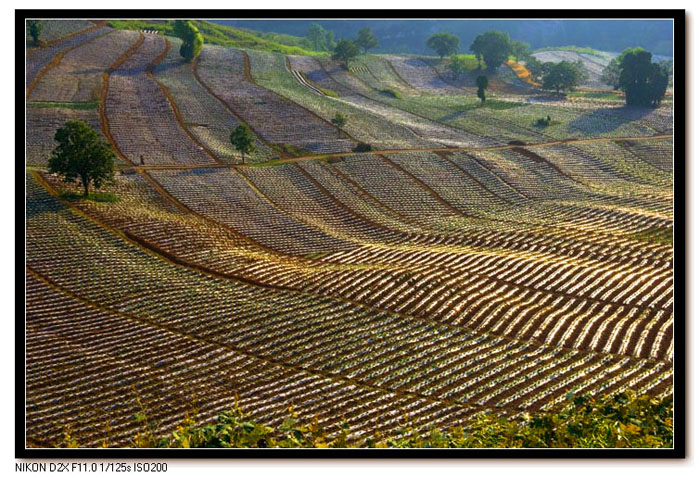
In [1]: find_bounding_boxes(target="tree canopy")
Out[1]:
[356,27,378,54]
[48,121,115,197]
[618,48,668,107]
[470,30,512,70]
[331,112,348,128]
[306,23,336,52]
[510,40,531,61]
[28,20,43,45]
[230,124,257,164]
[476,75,488,104]
[542,60,588,93]
[173,20,204,62]
[426,32,459,59]
[332,39,361,68]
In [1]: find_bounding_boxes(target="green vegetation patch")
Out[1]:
[379,88,402,99]
[28,101,99,110]
[108,20,324,56]
[272,143,313,158]
[319,87,339,98]
[629,226,673,246]
[75,392,672,448]
[60,190,120,203]
[445,99,528,112]
[567,91,622,100]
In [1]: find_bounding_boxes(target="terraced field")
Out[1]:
[24,22,675,448]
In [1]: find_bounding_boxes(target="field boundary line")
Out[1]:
[146,37,222,164]
[26,20,108,57]
[26,29,113,99]
[136,170,292,258]
[292,162,413,239]
[191,55,278,156]
[240,50,359,143]
[435,150,516,205]
[378,153,478,219]
[383,56,419,92]
[98,31,145,166]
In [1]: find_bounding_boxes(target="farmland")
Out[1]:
[24,20,675,449]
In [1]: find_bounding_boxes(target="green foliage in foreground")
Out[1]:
[87,392,672,449]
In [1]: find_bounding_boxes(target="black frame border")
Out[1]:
[16,8,686,459]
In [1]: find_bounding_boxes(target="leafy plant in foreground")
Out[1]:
[77,391,671,448]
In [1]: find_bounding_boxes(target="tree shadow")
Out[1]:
[567,105,656,135]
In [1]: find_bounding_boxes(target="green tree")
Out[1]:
[426,32,459,59]
[306,24,336,52]
[174,20,204,62]
[470,30,512,70]
[447,55,471,76]
[542,61,585,93]
[28,20,43,45]
[230,124,257,164]
[476,75,488,104]
[331,112,347,128]
[48,121,115,197]
[332,39,361,69]
[356,27,378,54]
[510,40,531,61]
[601,57,622,89]
[618,48,668,107]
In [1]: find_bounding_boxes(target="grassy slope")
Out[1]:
[107,19,325,56]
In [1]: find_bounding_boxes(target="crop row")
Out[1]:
[153,38,276,163]
[27,175,671,411]
[298,157,671,269]
[385,56,464,95]
[196,46,355,154]
[26,25,111,88]
[29,30,140,103]
[43,162,673,359]
[304,56,497,148]
[105,34,216,166]
[247,49,446,150]
[27,20,96,44]
[27,271,483,447]
[149,168,357,256]
[25,107,109,167]
[618,138,674,174]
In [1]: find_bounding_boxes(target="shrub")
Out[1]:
[352,143,373,153]
[534,115,552,127]
[380,88,402,99]
[273,143,312,158]
[319,87,339,98]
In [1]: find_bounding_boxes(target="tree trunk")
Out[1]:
[82,178,89,197]
[241,152,245,165]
